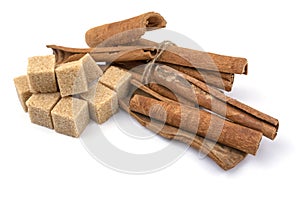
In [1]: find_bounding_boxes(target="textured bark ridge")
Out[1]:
[85,12,167,47]
[119,98,247,171]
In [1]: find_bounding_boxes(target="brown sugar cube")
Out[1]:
[27,55,57,93]
[80,53,103,83]
[26,93,61,129]
[55,54,102,97]
[80,82,118,124]
[13,75,33,112]
[51,97,89,137]
[55,61,88,97]
[99,66,132,99]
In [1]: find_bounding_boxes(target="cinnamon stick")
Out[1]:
[130,94,262,155]
[48,41,247,75]
[152,64,279,139]
[164,63,234,91]
[119,97,246,170]
[159,46,248,74]
[125,39,248,74]
[85,12,167,47]
[46,45,157,64]
[114,61,234,91]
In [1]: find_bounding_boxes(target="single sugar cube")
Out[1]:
[99,66,132,99]
[80,82,118,124]
[51,97,89,137]
[27,55,57,93]
[80,53,103,83]
[55,54,102,97]
[13,75,33,112]
[55,61,88,97]
[26,93,61,129]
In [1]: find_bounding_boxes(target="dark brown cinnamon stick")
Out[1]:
[119,98,246,170]
[130,94,262,155]
[46,45,157,64]
[152,64,279,139]
[85,12,167,47]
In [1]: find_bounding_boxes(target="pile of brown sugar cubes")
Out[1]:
[14,54,132,137]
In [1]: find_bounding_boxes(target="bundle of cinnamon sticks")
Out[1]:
[47,12,279,170]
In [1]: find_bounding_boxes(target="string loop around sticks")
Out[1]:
[142,40,176,84]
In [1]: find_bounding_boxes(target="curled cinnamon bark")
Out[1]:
[85,12,167,47]
[130,94,262,155]
[119,98,246,170]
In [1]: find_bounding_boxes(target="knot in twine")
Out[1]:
[142,40,175,84]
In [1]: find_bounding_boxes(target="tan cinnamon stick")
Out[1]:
[164,63,234,91]
[130,94,262,155]
[46,45,157,64]
[152,64,279,139]
[47,42,247,75]
[125,39,248,74]
[116,60,235,82]
[114,61,234,91]
[119,98,246,170]
[162,47,247,75]
[158,46,248,74]
[85,12,167,47]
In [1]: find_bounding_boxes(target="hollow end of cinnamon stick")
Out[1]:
[243,63,248,75]
[261,118,279,140]
[144,12,167,29]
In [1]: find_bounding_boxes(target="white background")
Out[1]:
[1,0,299,199]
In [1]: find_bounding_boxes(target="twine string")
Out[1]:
[142,40,175,84]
